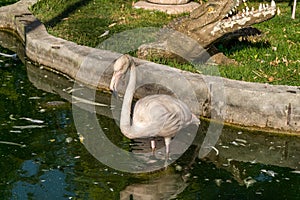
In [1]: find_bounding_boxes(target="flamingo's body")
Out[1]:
[110,54,199,156]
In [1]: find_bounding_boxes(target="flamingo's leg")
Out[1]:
[164,137,171,160]
[150,139,156,155]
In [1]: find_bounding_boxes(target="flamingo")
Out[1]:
[110,54,199,157]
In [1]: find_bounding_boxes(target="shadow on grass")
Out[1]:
[0,0,18,7]
[217,40,272,56]
[215,27,271,56]
[44,0,93,28]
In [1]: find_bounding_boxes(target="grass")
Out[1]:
[218,2,300,86]
[31,0,176,47]
[26,1,300,86]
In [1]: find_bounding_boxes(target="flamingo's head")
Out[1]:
[110,54,132,94]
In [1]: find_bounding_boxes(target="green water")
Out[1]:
[0,33,300,199]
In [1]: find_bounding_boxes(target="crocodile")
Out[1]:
[137,0,277,65]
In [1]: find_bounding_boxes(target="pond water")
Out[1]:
[0,31,300,200]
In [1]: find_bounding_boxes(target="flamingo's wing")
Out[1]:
[132,95,193,138]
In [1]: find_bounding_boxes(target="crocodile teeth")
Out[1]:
[277,7,281,15]
[225,0,276,21]
[271,0,276,8]
[259,3,263,11]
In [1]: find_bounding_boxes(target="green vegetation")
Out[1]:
[22,1,300,85]
[0,0,18,7]
[31,0,176,47]
[218,1,300,86]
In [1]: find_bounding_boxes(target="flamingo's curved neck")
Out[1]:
[120,61,136,138]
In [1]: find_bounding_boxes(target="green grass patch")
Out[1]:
[218,3,300,86]
[30,1,299,86]
[31,0,176,47]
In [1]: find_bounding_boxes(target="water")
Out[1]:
[0,31,299,199]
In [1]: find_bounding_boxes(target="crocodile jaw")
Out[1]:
[210,1,277,36]
[177,0,277,47]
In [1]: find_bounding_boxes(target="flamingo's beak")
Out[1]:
[110,71,122,97]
